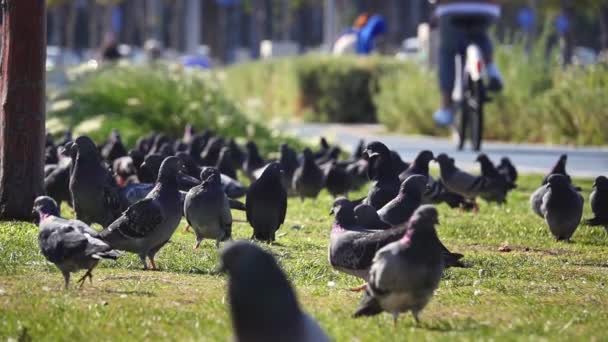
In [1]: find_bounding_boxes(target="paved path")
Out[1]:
[281,123,608,178]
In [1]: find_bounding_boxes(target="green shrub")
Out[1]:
[48,64,301,153]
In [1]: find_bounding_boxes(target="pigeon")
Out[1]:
[69,136,122,227]
[33,196,120,289]
[541,174,584,241]
[101,129,127,163]
[398,150,434,183]
[113,151,142,185]
[530,184,549,218]
[201,136,225,166]
[390,151,410,176]
[313,137,331,160]
[362,142,401,209]
[586,176,608,229]
[279,143,299,192]
[45,133,59,165]
[220,241,330,342]
[354,203,391,230]
[199,166,248,199]
[345,158,369,190]
[475,154,513,202]
[227,138,246,170]
[138,153,164,184]
[99,156,184,270]
[293,148,325,200]
[377,175,428,226]
[322,161,352,198]
[542,154,571,185]
[436,153,507,204]
[216,146,237,180]
[44,145,73,210]
[353,205,444,324]
[497,157,518,186]
[352,139,366,160]
[243,141,266,179]
[184,168,232,248]
[246,162,287,242]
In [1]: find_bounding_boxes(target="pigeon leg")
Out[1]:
[62,271,70,290]
[139,255,149,270]
[77,269,93,289]
[185,225,191,232]
[215,240,220,249]
[194,240,201,250]
[149,257,158,271]
[412,311,420,325]
[349,283,367,292]
[392,313,399,329]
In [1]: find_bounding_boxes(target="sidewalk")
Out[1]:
[281,123,608,178]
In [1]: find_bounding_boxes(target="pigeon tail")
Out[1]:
[585,216,608,227]
[229,199,246,211]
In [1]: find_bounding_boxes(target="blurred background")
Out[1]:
[39,0,608,67]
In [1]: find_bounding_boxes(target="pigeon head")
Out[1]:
[475,153,490,164]
[434,154,455,171]
[400,175,429,196]
[415,150,435,166]
[593,175,608,190]
[74,136,100,160]
[363,141,390,160]
[128,150,145,169]
[59,141,76,159]
[499,157,511,166]
[32,196,60,224]
[199,167,221,185]
[320,137,330,150]
[245,141,259,154]
[157,156,184,184]
[408,205,440,230]
[546,174,571,189]
[330,198,356,226]
[550,154,568,174]
[327,147,341,160]
[259,162,283,180]
[45,132,55,147]
[109,129,121,143]
[218,146,232,160]
[220,241,301,337]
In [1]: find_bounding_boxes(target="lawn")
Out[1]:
[0,174,607,341]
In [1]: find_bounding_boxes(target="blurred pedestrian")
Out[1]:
[99,32,121,62]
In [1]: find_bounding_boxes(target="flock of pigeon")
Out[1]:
[34,126,607,340]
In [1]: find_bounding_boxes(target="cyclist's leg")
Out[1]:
[434,14,462,126]
[469,16,503,91]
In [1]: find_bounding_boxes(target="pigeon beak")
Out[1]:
[329,207,335,216]
[31,210,40,225]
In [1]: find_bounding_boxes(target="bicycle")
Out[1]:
[450,20,492,152]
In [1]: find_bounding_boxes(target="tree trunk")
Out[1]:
[0,0,46,221]
[600,5,608,51]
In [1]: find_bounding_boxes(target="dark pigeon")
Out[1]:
[398,150,434,183]
[497,157,518,186]
[99,157,184,270]
[541,174,584,241]
[377,175,428,226]
[69,136,122,227]
[101,129,127,163]
[138,154,164,184]
[313,137,331,160]
[390,151,410,176]
[586,176,608,229]
[227,138,245,170]
[293,148,325,200]
[33,196,120,289]
[246,162,287,242]
[322,161,352,198]
[243,141,266,180]
[475,154,513,202]
[216,146,237,180]
[354,203,391,230]
[362,141,401,209]
[352,139,365,160]
[542,154,571,185]
[353,205,444,324]
[184,168,232,248]
[279,143,300,193]
[201,136,225,166]
[220,241,330,342]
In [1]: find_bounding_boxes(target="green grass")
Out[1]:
[1,174,607,341]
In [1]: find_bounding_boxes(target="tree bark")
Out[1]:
[0,0,46,221]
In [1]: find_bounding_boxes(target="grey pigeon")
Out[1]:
[200,166,248,199]
[184,168,232,248]
[246,162,287,242]
[541,174,584,241]
[220,241,330,342]
[69,136,122,227]
[33,196,120,289]
[322,161,352,198]
[436,153,506,204]
[529,184,549,218]
[99,156,184,270]
[586,176,608,229]
[362,142,401,209]
[293,148,325,200]
[542,154,571,185]
[475,154,512,203]
[353,205,444,324]
[377,175,428,226]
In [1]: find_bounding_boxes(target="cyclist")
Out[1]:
[432,0,504,127]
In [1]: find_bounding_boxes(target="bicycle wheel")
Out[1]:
[456,102,468,151]
[470,80,485,151]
